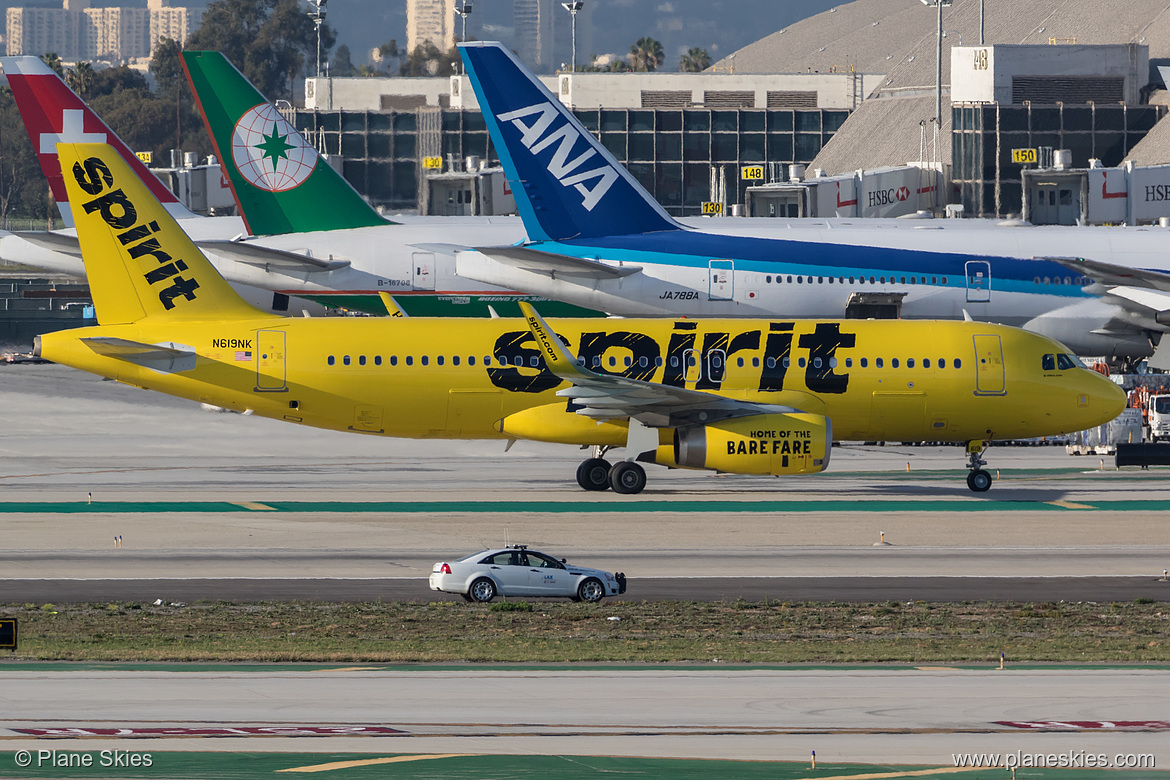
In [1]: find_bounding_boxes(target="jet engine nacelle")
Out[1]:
[667,413,832,476]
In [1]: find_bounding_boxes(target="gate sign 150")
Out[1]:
[1012,148,1038,164]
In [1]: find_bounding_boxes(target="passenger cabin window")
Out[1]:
[327,355,335,366]
[374,356,382,366]
[343,355,351,366]
[358,355,366,366]
[421,356,429,366]
[875,358,883,368]
[954,358,962,368]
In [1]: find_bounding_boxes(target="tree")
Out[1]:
[150,37,185,99]
[185,0,334,100]
[332,44,355,77]
[0,88,50,224]
[66,62,95,97]
[399,42,459,77]
[629,37,664,72]
[679,47,711,73]
[40,53,65,78]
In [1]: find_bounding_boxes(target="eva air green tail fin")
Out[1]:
[181,50,391,236]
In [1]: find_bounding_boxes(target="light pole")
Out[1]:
[456,2,473,43]
[561,1,584,72]
[307,0,327,79]
[920,0,952,130]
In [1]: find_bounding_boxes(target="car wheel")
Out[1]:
[577,578,605,603]
[469,578,496,603]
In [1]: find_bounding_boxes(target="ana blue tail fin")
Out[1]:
[458,42,679,242]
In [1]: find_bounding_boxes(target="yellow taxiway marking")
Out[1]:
[1044,500,1096,510]
[796,767,984,780]
[231,501,277,511]
[279,754,470,773]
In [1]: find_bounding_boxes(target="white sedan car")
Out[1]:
[429,545,627,603]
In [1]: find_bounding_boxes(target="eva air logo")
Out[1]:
[231,103,316,192]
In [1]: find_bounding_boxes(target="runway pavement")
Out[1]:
[2,365,1169,604]
[1,665,1167,767]
[3,364,1170,776]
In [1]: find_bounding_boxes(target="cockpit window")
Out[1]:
[1057,354,1079,370]
[1042,354,1056,371]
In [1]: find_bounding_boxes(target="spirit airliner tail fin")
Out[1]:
[181,50,391,236]
[458,42,681,242]
[0,56,195,226]
[58,142,264,325]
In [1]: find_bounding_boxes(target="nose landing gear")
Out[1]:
[965,440,992,492]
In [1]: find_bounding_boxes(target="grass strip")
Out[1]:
[1,599,1166,663]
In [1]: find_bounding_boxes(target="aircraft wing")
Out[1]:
[1044,256,1170,326]
[13,231,82,257]
[519,302,794,428]
[476,245,642,279]
[1045,255,1170,293]
[195,240,351,272]
[81,337,196,372]
[1099,287,1170,326]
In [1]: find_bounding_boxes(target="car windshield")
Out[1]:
[1155,397,1170,414]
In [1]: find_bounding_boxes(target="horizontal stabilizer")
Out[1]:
[473,245,641,279]
[12,231,82,257]
[408,242,478,256]
[195,239,351,272]
[82,337,196,372]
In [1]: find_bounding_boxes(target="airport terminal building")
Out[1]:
[286,0,1170,221]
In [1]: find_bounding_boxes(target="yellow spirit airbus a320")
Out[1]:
[37,143,1125,494]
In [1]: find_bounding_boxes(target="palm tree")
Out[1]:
[40,52,65,77]
[678,47,711,73]
[629,37,664,72]
[66,62,95,96]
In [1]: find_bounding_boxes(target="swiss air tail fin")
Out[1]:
[181,50,390,236]
[59,142,265,325]
[458,42,680,242]
[0,56,196,226]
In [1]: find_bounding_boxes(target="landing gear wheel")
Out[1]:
[468,578,496,603]
[609,461,647,494]
[576,458,612,491]
[967,469,992,492]
[577,578,606,603]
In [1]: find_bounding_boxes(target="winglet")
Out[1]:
[459,42,680,242]
[518,301,586,380]
[378,291,408,317]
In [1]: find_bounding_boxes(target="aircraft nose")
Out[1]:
[1084,372,1126,425]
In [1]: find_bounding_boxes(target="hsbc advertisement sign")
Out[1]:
[808,166,939,219]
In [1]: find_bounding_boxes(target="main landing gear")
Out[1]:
[965,440,993,492]
[575,447,648,494]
